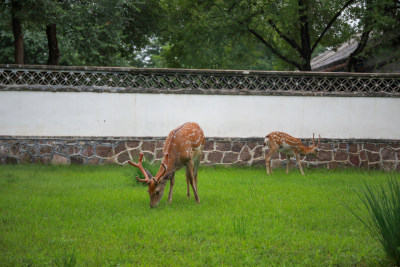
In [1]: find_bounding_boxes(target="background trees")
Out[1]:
[0,0,398,71]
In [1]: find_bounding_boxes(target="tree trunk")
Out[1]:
[46,24,60,65]
[11,1,24,64]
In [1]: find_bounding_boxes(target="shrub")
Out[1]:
[345,177,400,266]
[126,156,160,186]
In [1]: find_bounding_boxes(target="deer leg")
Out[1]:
[286,155,290,174]
[265,152,271,175]
[294,153,305,175]
[187,160,200,203]
[167,172,175,203]
[265,148,277,176]
[185,169,190,198]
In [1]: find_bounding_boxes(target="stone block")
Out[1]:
[96,145,114,158]
[334,150,348,161]
[348,144,358,153]
[52,154,69,165]
[155,148,164,159]
[223,152,239,163]
[67,145,81,155]
[359,150,367,160]
[271,159,283,169]
[117,152,130,164]
[319,143,333,151]
[247,142,258,150]
[155,140,164,149]
[114,142,126,155]
[367,151,380,163]
[318,151,332,162]
[304,154,317,162]
[364,143,379,152]
[204,141,214,151]
[239,146,251,162]
[70,156,85,165]
[328,161,341,169]
[40,145,53,155]
[126,141,140,149]
[208,151,223,163]
[253,146,263,159]
[349,155,360,167]
[216,142,232,152]
[381,148,395,161]
[339,143,347,150]
[87,157,101,165]
[82,145,94,157]
[232,142,244,153]
[142,141,155,152]
[0,145,9,157]
[129,150,141,161]
[10,143,20,156]
[54,144,67,155]
[20,152,32,164]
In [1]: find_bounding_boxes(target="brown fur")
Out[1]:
[264,131,320,176]
[130,122,205,208]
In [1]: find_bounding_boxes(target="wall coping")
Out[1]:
[1,64,399,97]
[1,136,399,144]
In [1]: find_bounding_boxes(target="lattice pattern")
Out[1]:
[1,66,399,96]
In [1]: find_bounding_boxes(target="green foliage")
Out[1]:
[345,177,400,266]
[126,156,161,186]
[0,165,393,265]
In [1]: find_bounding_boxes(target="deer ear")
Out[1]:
[145,169,153,178]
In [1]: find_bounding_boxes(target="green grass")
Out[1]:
[0,164,396,266]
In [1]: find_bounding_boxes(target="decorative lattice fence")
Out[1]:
[1,64,399,97]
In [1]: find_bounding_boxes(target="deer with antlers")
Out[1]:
[128,122,205,208]
[264,131,321,176]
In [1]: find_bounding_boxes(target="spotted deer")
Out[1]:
[128,122,205,208]
[264,131,321,175]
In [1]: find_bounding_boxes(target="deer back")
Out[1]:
[160,122,205,174]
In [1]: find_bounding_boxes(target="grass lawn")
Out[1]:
[0,164,396,266]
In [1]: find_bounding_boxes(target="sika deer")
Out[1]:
[128,122,205,208]
[264,131,321,175]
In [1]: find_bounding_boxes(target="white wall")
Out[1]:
[0,91,398,139]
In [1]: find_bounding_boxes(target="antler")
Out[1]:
[312,133,321,148]
[128,153,151,183]
[155,153,169,181]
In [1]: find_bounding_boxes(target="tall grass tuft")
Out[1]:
[125,156,160,186]
[54,248,77,267]
[345,177,400,266]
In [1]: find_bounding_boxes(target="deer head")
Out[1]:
[302,133,321,157]
[128,152,169,208]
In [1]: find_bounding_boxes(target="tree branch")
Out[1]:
[248,28,302,69]
[345,32,371,71]
[267,19,303,57]
[311,0,357,53]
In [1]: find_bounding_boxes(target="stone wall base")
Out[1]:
[0,136,399,172]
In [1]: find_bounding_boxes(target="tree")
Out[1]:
[10,0,24,64]
[346,0,400,71]
[159,0,360,71]
[0,0,163,67]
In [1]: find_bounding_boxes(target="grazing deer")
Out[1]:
[128,122,205,208]
[264,131,321,176]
